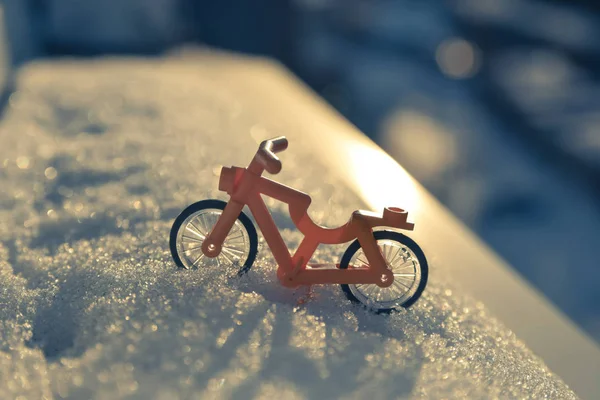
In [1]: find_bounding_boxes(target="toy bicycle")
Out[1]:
[169,137,428,311]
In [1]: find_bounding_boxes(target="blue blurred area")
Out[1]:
[2,0,600,341]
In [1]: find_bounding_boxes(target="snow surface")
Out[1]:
[0,56,577,399]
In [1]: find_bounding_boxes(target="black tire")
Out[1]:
[339,230,428,312]
[169,199,258,275]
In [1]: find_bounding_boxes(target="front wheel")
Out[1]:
[339,230,428,312]
[169,199,258,275]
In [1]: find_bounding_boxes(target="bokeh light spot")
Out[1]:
[44,166,58,180]
[16,156,30,169]
[436,38,480,79]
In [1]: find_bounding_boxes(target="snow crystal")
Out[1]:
[0,56,576,399]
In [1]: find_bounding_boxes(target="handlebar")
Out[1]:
[256,136,289,174]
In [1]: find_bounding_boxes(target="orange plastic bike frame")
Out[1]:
[202,158,415,288]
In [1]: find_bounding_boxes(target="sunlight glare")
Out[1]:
[338,140,421,215]
[382,109,458,182]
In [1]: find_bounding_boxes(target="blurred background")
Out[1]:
[1,0,599,343]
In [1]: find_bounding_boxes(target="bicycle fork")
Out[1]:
[202,199,245,258]
[353,219,394,288]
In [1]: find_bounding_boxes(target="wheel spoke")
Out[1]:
[190,221,206,236]
[221,251,234,265]
[185,226,205,239]
[394,264,415,272]
[366,285,377,298]
[387,247,403,266]
[356,256,369,266]
[199,214,210,235]
[391,282,408,296]
[227,232,244,241]
[395,259,414,268]
[182,234,204,243]
[224,237,245,246]
[222,246,244,255]
[393,279,411,290]
[191,252,205,267]
[183,247,202,254]
[222,247,241,259]
[380,244,388,260]
[184,244,204,252]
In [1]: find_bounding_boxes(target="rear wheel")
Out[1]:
[169,199,258,275]
[339,230,428,312]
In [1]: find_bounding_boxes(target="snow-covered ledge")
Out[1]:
[0,51,597,398]
[221,54,600,398]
